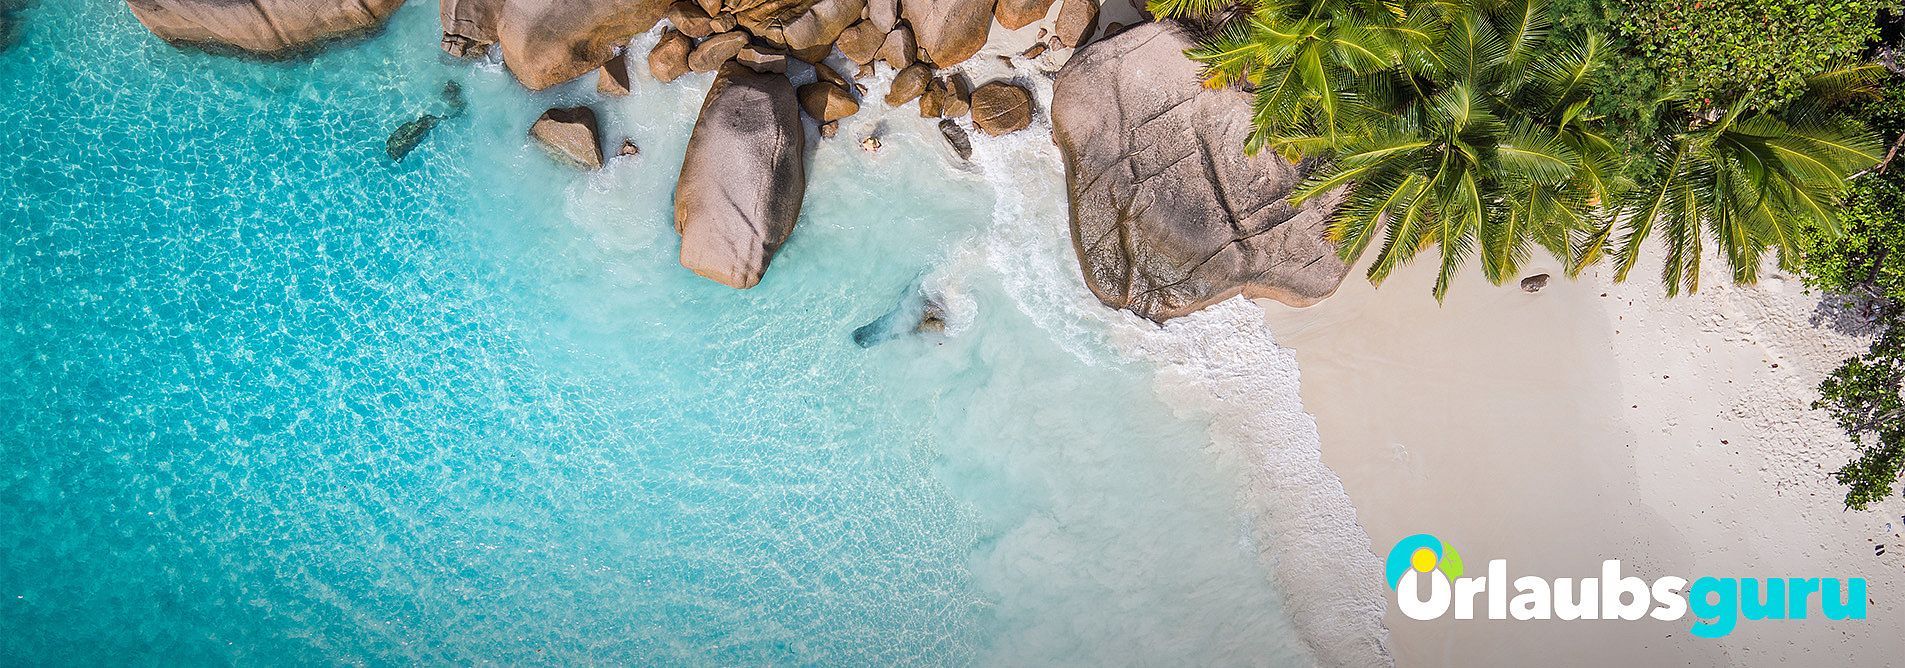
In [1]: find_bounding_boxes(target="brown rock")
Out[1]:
[531,106,605,170]
[598,52,633,96]
[835,20,885,64]
[737,45,788,73]
[867,0,901,31]
[970,81,1030,135]
[783,0,865,50]
[665,1,715,37]
[689,30,750,72]
[919,83,944,117]
[695,0,723,16]
[1052,22,1348,322]
[820,121,839,137]
[791,42,832,63]
[618,139,641,156]
[813,62,850,88]
[995,0,1056,30]
[499,0,671,90]
[710,11,739,32]
[1052,0,1096,48]
[127,0,402,56]
[1021,42,1046,58]
[676,63,807,289]
[441,0,504,57]
[649,28,694,82]
[901,0,993,66]
[934,75,970,116]
[877,24,917,69]
[798,82,860,121]
[884,63,931,106]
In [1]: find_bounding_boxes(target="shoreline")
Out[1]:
[1261,255,1905,665]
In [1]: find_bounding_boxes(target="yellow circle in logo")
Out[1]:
[1410,547,1436,572]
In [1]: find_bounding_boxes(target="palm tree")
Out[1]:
[1580,65,1889,295]
[1211,0,1630,296]
[1169,0,1438,156]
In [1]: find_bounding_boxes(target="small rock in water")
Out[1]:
[617,139,640,157]
[820,121,839,138]
[938,118,971,160]
[386,114,441,162]
[1021,43,1046,59]
[861,135,882,152]
[385,80,468,163]
[1520,273,1551,292]
[852,281,949,347]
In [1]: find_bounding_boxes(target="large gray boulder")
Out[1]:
[902,0,993,66]
[1051,22,1348,321]
[675,63,808,289]
[126,0,402,56]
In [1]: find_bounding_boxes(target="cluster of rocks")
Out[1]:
[125,0,1355,319]
[444,0,1069,288]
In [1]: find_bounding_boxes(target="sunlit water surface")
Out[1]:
[1,2,1320,664]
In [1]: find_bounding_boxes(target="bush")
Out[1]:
[1803,78,1905,509]
[1614,0,1899,106]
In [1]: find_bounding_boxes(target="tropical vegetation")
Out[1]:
[1152,0,1888,301]
[1802,83,1905,509]
[1155,0,1905,505]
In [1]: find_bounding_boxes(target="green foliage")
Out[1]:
[1175,0,1883,299]
[1816,325,1905,509]
[1803,79,1905,509]
[1613,0,1899,107]
[1595,65,1888,295]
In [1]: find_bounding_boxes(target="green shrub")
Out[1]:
[1803,78,1905,509]
[1614,0,1899,106]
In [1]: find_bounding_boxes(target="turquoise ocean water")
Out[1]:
[1,2,1322,664]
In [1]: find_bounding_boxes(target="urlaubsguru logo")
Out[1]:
[1386,534,1867,638]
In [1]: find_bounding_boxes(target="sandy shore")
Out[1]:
[1260,254,1905,666]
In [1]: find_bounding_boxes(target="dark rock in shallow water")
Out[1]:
[387,114,442,162]
[938,118,971,160]
[853,280,949,347]
[386,81,468,163]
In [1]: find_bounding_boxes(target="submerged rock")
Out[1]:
[852,280,950,347]
[1052,21,1347,321]
[386,81,468,163]
[387,115,441,162]
[675,63,806,289]
[127,0,403,56]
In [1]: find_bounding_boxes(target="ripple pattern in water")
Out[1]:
[2,2,1314,665]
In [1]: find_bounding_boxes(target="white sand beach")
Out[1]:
[1261,255,1905,666]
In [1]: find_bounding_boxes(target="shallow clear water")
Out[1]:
[1,2,1320,664]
